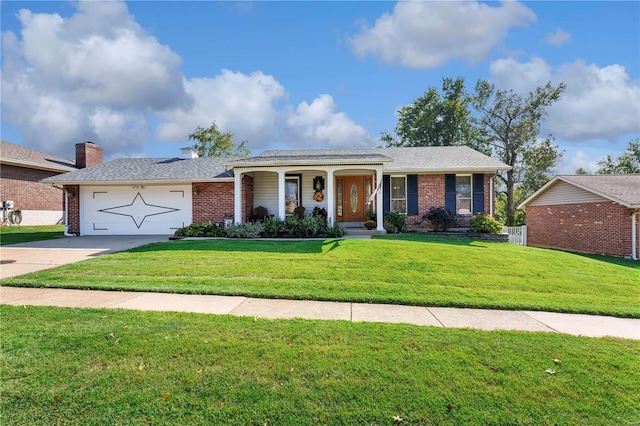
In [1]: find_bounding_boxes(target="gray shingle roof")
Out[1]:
[229,146,511,172]
[1,140,76,172]
[42,157,233,184]
[559,174,640,207]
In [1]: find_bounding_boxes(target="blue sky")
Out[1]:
[1,1,639,173]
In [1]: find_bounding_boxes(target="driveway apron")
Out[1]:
[0,235,169,279]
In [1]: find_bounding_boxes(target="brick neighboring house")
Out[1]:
[43,145,511,236]
[518,175,640,259]
[0,141,103,226]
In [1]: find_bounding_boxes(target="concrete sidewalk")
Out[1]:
[2,286,638,340]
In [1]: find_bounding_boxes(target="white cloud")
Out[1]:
[1,0,189,157]
[284,94,376,148]
[347,1,536,68]
[546,28,571,46]
[489,57,640,142]
[156,70,286,150]
[559,150,600,174]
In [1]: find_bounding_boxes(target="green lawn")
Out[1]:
[2,236,638,317]
[0,225,65,245]
[1,305,638,425]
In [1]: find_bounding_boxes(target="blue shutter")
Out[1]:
[383,175,390,213]
[445,174,456,214]
[407,174,418,215]
[473,174,485,214]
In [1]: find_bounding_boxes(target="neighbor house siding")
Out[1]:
[526,202,634,257]
[192,182,234,224]
[527,181,608,206]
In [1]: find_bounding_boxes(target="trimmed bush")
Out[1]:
[470,215,504,234]
[262,216,284,237]
[423,207,456,232]
[225,222,264,238]
[383,212,407,234]
[174,222,225,237]
[325,221,345,238]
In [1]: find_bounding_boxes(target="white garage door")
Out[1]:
[82,185,192,235]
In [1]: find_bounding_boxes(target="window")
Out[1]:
[285,175,301,214]
[456,175,472,214]
[390,176,406,213]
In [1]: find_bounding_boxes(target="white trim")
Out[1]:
[326,169,335,224]
[234,172,242,224]
[375,168,384,231]
[455,174,473,215]
[277,171,286,220]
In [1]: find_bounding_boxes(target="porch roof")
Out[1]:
[225,153,392,168]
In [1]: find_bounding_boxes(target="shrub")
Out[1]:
[470,215,504,234]
[285,215,323,238]
[225,222,264,238]
[262,216,284,237]
[423,207,456,232]
[174,222,225,237]
[311,207,328,222]
[383,212,407,234]
[364,220,376,229]
[325,220,345,238]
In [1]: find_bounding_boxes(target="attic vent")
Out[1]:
[180,147,199,159]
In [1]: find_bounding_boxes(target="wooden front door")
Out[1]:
[341,176,366,222]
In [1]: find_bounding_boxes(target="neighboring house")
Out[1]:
[0,141,93,225]
[518,175,640,259]
[43,145,511,236]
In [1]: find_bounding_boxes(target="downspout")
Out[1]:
[490,175,494,217]
[63,189,76,237]
[632,210,639,261]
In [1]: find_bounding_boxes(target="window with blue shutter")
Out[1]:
[407,174,418,215]
[383,175,390,213]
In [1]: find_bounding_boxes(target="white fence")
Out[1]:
[504,226,527,246]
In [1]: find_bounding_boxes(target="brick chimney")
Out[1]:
[75,141,103,168]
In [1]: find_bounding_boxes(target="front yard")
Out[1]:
[0,225,65,246]
[1,305,638,425]
[2,235,638,317]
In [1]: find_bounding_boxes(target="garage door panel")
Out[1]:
[82,186,192,235]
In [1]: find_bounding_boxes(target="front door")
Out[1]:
[341,176,366,222]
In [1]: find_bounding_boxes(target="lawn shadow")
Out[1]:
[127,238,343,255]
[374,234,490,248]
[571,252,640,269]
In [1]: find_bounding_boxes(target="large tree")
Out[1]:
[381,77,486,152]
[596,139,640,174]
[472,80,565,226]
[188,122,250,157]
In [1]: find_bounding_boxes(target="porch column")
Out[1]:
[234,171,243,223]
[376,167,384,231]
[277,170,286,220]
[326,169,335,224]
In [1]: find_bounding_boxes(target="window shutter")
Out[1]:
[407,174,418,215]
[445,174,456,213]
[473,174,485,214]
[383,175,390,213]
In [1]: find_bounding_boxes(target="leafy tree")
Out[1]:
[596,139,640,174]
[575,168,589,175]
[472,80,565,226]
[381,77,486,152]
[188,122,250,157]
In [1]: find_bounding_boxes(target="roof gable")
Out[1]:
[519,174,640,209]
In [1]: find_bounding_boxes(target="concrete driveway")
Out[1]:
[0,235,169,279]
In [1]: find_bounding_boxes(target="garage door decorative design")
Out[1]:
[98,192,180,228]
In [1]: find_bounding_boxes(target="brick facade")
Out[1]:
[66,185,80,234]
[192,182,234,224]
[526,202,638,257]
[407,173,495,229]
[1,164,64,211]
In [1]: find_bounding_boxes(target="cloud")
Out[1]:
[156,70,287,150]
[489,57,640,142]
[347,1,536,68]
[1,0,189,157]
[559,150,601,174]
[546,28,571,46]
[284,94,376,148]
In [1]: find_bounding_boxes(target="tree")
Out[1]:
[596,139,640,174]
[188,122,250,157]
[381,77,486,152]
[575,168,589,175]
[472,80,565,226]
